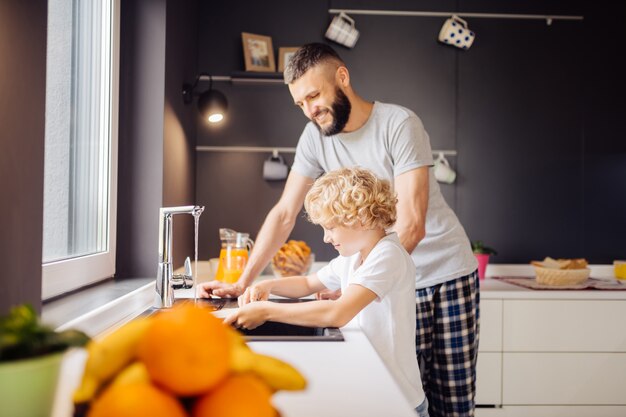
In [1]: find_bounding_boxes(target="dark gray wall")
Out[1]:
[163,0,200,268]
[457,5,585,261]
[0,0,47,314]
[193,0,625,264]
[457,0,625,262]
[117,0,200,278]
[117,0,167,278]
[581,5,626,263]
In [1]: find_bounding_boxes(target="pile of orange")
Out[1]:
[137,303,230,396]
[83,303,284,417]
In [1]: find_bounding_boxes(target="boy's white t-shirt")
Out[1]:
[316,233,425,408]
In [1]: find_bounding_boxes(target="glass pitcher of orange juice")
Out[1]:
[214,228,254,283]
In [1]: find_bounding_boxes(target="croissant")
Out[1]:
[272,240,312,277]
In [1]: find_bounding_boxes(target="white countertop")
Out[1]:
[248,325,417,417]
[50,271,419,417]
[49,263,626,337]
[480,278,626,300]
[51,321,417,417]
[480,264,626,300]
[49,262,626,417]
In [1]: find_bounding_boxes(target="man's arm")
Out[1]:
[199,170,313,298]
[240,171,314,286]
[394,166,429,253]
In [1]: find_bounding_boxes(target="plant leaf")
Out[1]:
[1,304,90,362]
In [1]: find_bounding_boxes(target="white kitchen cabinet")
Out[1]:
[479,300,502,352]
[503,352,626,405]
[477,406,626,417]
[503,300,626,351]
[476,352,502,406]
[476,300,503,406]
[475,279,626,416]
[501,299,626,406]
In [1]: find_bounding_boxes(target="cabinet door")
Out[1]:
[503,353,626,405]
[479,300,502,352]
[476,352,501,406]
[476,405,626,417]
[503,300,626,351]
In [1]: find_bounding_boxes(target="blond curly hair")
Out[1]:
[304,167,397,229]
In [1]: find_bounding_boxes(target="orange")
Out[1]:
[87,383,186,417]
[192,374,276,417]
[137,303,230,396]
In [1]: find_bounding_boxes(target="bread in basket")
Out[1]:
[531,257,590,286]
[272,240,313,277]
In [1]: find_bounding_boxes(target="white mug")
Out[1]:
[434,153,456,184]
[325,12,360,48]
[438,15,475,50]
[263,152,289,181]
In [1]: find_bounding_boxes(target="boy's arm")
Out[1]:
[240,273,327,305]
[225,284,377,330]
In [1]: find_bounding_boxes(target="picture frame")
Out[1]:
[241,32,276,72]
[278,47,299,73]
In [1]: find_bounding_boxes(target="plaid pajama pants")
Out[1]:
[415,270,480,417]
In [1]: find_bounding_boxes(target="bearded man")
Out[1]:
[198,43,479,417]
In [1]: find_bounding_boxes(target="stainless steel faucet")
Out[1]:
[155,205,204,308]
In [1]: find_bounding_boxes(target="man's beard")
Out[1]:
[313,87,351,136]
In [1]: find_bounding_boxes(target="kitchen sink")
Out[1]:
[236,320,343,341]
[141,297,344,342]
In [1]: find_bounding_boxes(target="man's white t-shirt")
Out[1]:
[292,101,478,289]
[316,233,425,408]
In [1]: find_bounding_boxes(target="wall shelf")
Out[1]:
[198,72,284,85]
[328,8,584,24]
[196,145,457,156]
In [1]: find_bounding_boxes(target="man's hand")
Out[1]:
[223,302,270,330]
[315,288,342,300]
[196,281,245,299]
[239,283,272,307]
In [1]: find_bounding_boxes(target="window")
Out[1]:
[42,0,119,299]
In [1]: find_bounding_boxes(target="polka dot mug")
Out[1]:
[438,15,475,50]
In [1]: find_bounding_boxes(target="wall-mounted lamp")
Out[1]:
[182,74,228,123]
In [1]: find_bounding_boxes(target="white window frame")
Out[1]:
[42,0,120,300]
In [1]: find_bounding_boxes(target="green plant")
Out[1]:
[0,304,89,362]
[471,240,497,255]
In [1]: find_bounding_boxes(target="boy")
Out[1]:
[224,167,428,416]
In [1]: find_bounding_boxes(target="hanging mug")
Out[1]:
[434,152,457,184]
[263,151,289,181]
[325,12,360,48]
[438,15,475,50]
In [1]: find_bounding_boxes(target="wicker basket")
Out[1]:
[272,253,314,278]
[534,266,590,286]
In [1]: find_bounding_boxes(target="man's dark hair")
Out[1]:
[283,43,344,84]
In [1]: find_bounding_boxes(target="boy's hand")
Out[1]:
[223,302,270,330]
[196,281,245,298]
[239,283,272,306]
[315,288,342,300]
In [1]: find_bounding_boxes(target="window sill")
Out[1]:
[42,277,154,335]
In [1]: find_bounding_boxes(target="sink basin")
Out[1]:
[142,298,344,342]
[236,320,344,341]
